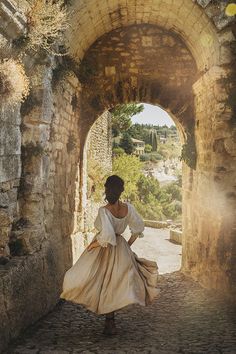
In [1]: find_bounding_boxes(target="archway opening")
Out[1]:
[80,102,184,274]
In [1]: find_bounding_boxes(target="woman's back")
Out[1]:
[95,202,145,238]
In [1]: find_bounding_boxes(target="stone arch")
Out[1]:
[74,18,235,295]
[0,0,235,350]
[79,25,196,123]
[67,0,224,71]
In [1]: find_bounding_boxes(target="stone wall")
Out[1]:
[87,111,112,172]
[182,66,236,292]
[0,106,21,260]
[0,69,82,352]
[74,111,113,254]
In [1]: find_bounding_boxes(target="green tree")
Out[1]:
[128,124,150,143]
[149,129,158,152]
[145,144,152,153]
[119,132,134,154]
[111,103,144,136]
[136,174,160,203]
[162,183,182,201]
[112,146,125,156]
[112,154,142,200]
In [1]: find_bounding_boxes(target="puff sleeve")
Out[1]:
[128,204,145,238]
[94,207,117,247]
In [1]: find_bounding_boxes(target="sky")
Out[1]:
[131,103,174,127]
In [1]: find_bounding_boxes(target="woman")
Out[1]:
[61,175,159,335]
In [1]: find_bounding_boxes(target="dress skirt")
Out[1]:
[60,234,159,315]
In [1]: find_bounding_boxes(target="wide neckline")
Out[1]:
[103,203,129,219]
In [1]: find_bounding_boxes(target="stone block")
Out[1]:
[0,106,21,125]
[196,0,211,8]
[0,155,21,183]
[144,220,169,229]
[0,241,66,352]
[105,66,116,76]
[0,122,21,156]
[170,229,182,244]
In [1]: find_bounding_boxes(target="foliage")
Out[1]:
[87,159,109,203]
[52,55,97,88]
[119,132,134,155]
[180,133,197,170]
[26,0,69,55]
[112,155,182,221]
[140,154,150,162]
[162,183,182,201]
[149,129,158,151]
[140,152,163,162]
[128,123,150,143]
[136,175,160,203]
[127,123,181,163]
[112,147,125,157]
[135,175,182,220]
[150,152,163,162]
[111,103,144,136]
[134,199,164,221]
[52,56,79,87]
[112,154,143,200]
[20,93,41,117]
[77,57,98,84]
[145,144,152,153]
[0,58,29,106]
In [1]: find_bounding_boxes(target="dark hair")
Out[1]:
[104,175,124,205]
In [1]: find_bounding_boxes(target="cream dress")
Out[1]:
[60,203,159,314]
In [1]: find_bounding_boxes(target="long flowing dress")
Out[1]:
[60,202,159,314]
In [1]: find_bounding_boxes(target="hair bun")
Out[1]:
[104,175,124,204]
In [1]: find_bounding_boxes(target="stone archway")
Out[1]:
[75,21,235,295]
[0,0,235,351]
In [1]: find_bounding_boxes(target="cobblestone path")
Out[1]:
[6,272,236,354]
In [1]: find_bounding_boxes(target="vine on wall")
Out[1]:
[180,132,197,170]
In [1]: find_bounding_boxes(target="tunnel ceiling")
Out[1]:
[67,0,221,70]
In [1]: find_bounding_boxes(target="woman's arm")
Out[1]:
[87,240,100,251]
[128,234,138,246]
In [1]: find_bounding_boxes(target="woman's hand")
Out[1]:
[87,240,100,251]
[128,234,138,247]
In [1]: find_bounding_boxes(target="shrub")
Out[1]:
[180,134,197,170]
[0,59,29,106]
[113,154,142,200]
[26,0,69,55]
[87,158,109,203]
[145,144,152,153]
[112,147,125,157]
[140,154,150,162]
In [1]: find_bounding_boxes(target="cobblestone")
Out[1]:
[5,272,236,354]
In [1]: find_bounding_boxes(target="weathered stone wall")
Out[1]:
[0,106,21,259]
[0,69,82,352]
[83,111,112,233]
[87,111,112,172]
[182,66,236,293]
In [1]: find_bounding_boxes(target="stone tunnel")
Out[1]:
[0,0,235,351]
